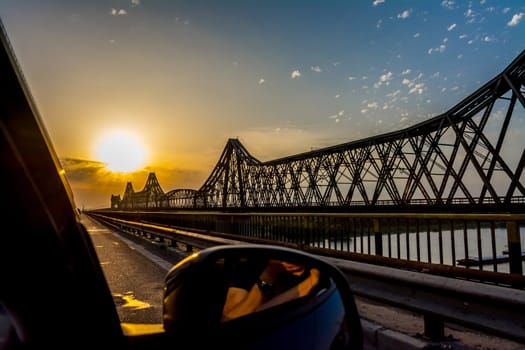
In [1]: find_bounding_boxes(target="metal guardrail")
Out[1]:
[326,257,525,343]
[88,210,525,287]
[86,212,525,343]
[87,212,243,252]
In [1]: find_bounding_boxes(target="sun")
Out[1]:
[95,130,147,172]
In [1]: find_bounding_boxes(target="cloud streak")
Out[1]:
[508,13,524,27]
[111,8,127,15]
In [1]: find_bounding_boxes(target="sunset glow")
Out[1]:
[95,130,147,173]
[1,0,523,209]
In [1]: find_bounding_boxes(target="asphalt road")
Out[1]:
[82,215,179,324]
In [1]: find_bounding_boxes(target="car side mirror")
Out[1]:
[162,244,363,349]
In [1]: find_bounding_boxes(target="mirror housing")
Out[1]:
[162,244,363,349]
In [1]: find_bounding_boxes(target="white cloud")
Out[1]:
[311,66,322,73]
[409,83,425,94]
[374,71,393,89]
[402,69,411,75]
[387,90,401,101]
[372,0,385,6]
[291,70,301,79]
[379,71,393,82]
[131,0,140,6]
[348,76,357,80]
[441,1,456,10]
[334,94,341,99]
[447,23,456,31]
[258,78,265,85]
[402,78,411,85]
[483,36,494,42]
[503,8,510,14]
[111,8,127,15]
[459,34,468,39]
[328,113,341,123]
[428,45,446,54]
[397,9,411,19]
[508,13,524,27]
[413,32,420,38]
[174,17,190,25]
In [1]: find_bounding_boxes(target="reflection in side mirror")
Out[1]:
[162,244,363,350]
[221,258,323,322]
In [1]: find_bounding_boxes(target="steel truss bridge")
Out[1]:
[112,50,525,213]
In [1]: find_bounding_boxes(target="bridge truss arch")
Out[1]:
[165,188,198,208]
[196,50,525,212]
[113,50,525,212]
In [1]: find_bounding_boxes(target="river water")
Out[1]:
[317,225,525,273]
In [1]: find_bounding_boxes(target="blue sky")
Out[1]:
[1,0,524,208]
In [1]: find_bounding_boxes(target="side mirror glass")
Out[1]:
[162,244,363,349]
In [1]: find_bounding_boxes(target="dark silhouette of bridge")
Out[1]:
[111,50,525,213]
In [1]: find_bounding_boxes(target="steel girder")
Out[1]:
[165,189,198,207]
[119,172,165,209]
[194,50,525,210]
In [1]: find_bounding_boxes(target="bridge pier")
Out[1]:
[424,314,445,341]
[507,220,523,275]
[373,219,383,256]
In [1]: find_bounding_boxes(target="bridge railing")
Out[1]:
[153,195,525,209]
[88,210,525,287]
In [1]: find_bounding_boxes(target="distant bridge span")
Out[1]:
[113,50,525,212]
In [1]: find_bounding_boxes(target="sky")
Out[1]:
[0,0,524,209]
